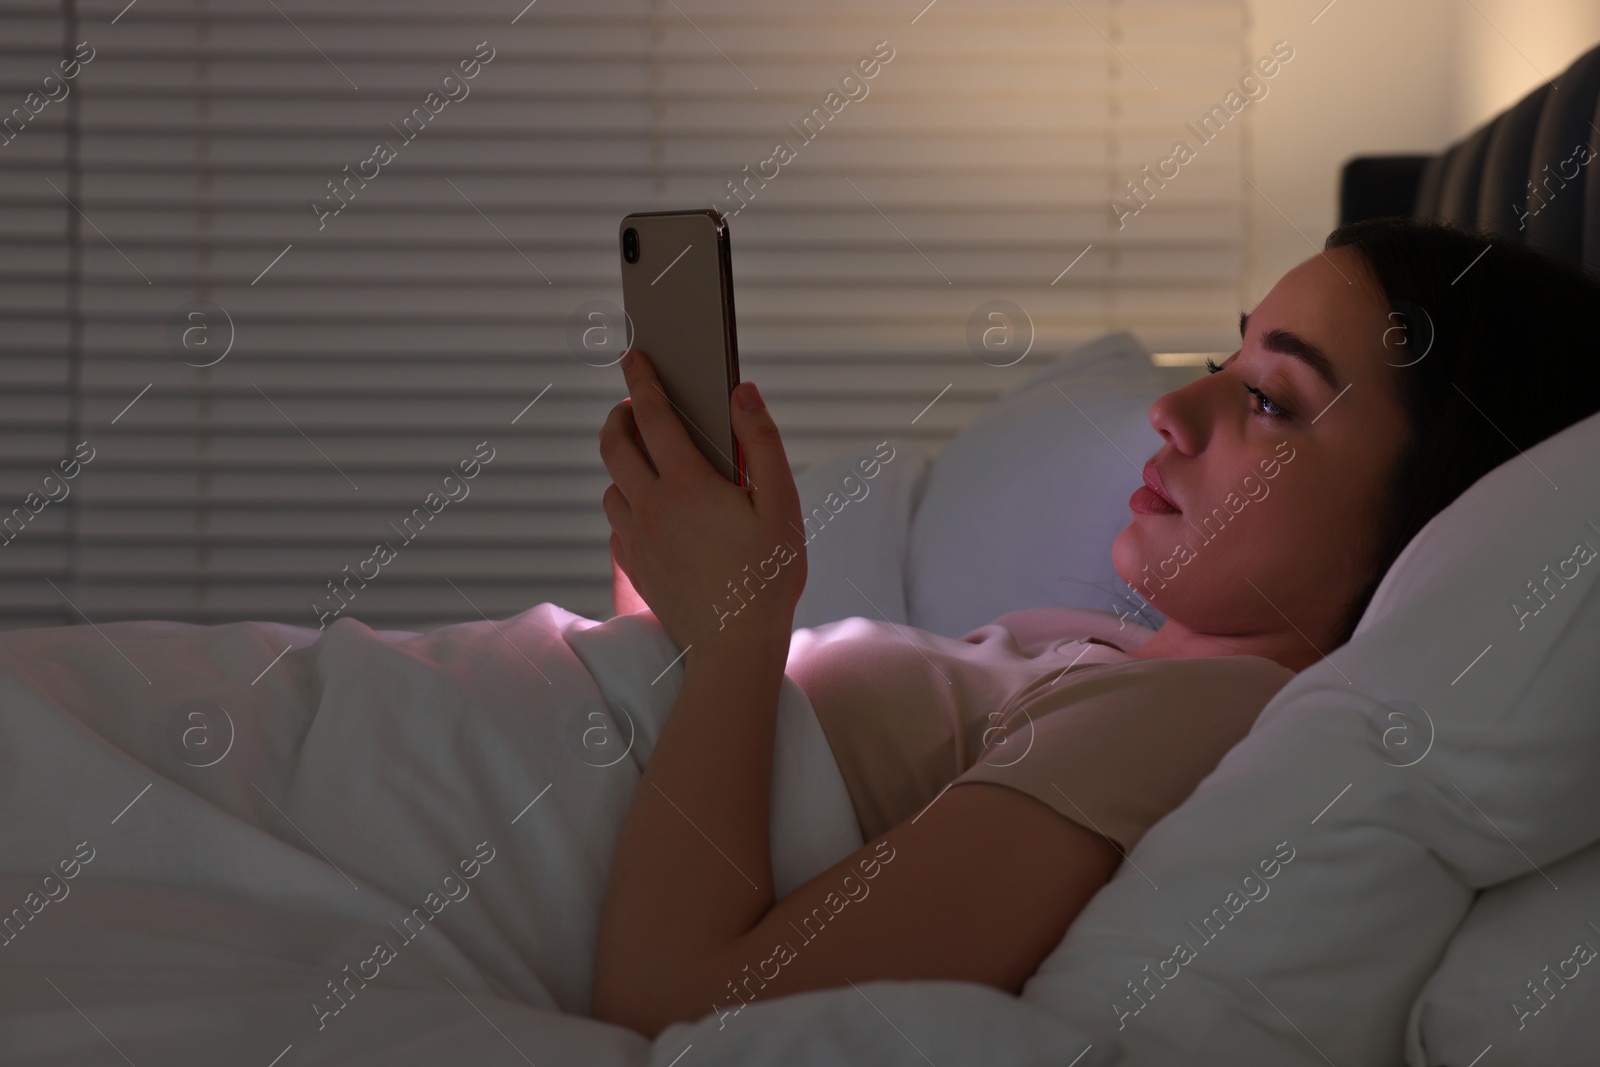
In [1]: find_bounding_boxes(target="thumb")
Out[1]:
[730,381,791,505]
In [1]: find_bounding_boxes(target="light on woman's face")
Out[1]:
[1111,247,1410,648]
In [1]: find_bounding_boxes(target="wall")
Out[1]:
[1241,0,1600,306]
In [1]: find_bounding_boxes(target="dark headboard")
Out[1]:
[1338,42,1600,273]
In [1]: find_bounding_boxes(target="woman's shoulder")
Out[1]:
[992,652,1298,769]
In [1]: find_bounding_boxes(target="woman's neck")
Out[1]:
[1131,619,1318,672]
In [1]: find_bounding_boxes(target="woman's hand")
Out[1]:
[598,349,807,654]
[611,552,651,618]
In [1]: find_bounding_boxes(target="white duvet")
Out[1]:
[0,604,1109,1067]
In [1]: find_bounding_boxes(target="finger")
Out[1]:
[620,349,714,481]
[599,399,658,495]
[728,381,798,517]
[609,531,632,596]
[601,481,632,533]
[625,400,649,457]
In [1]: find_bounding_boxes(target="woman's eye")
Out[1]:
[1245,384,1289,419]
[1204,354,1290,420]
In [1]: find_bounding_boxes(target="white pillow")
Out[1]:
[789,440,929,630]
[1403,816,1600,1063]
[904,331,1200,637]
[1018,405,1600,1064]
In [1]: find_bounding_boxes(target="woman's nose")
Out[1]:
[1147,377,1208,457]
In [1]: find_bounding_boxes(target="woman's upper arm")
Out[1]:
[690,780,1122,1024]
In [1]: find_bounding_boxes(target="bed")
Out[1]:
[4,43,1600,1067]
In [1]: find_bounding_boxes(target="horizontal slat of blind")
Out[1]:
[2,0,1243,631]
[0,4,73,628]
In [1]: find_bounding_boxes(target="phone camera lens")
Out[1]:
[622,227,639,264]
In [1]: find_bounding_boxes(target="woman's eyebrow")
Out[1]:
[1239,311,1341,391]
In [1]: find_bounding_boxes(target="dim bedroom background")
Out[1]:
[0,0,1265,631]
[5,1,1600,1065]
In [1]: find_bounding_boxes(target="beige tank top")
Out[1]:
[784,607,1297,850]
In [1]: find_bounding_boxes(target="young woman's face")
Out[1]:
[1111,246,1411,653]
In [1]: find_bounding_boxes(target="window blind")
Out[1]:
[0,0,1247,633]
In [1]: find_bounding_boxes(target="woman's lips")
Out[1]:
[1129,486,1179,515]
[1130,460,1180,514]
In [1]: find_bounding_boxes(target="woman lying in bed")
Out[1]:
[588,217,1600,1038]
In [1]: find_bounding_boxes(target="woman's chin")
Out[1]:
[1109,524,1139,587]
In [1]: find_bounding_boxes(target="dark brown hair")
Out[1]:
[1324,217,1600,646]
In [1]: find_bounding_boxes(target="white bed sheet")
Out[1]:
[0,604,1109,1067]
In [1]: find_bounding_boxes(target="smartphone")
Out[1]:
[617,209,744,486]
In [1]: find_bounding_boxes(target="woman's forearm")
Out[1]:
[592,617,792,1035]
